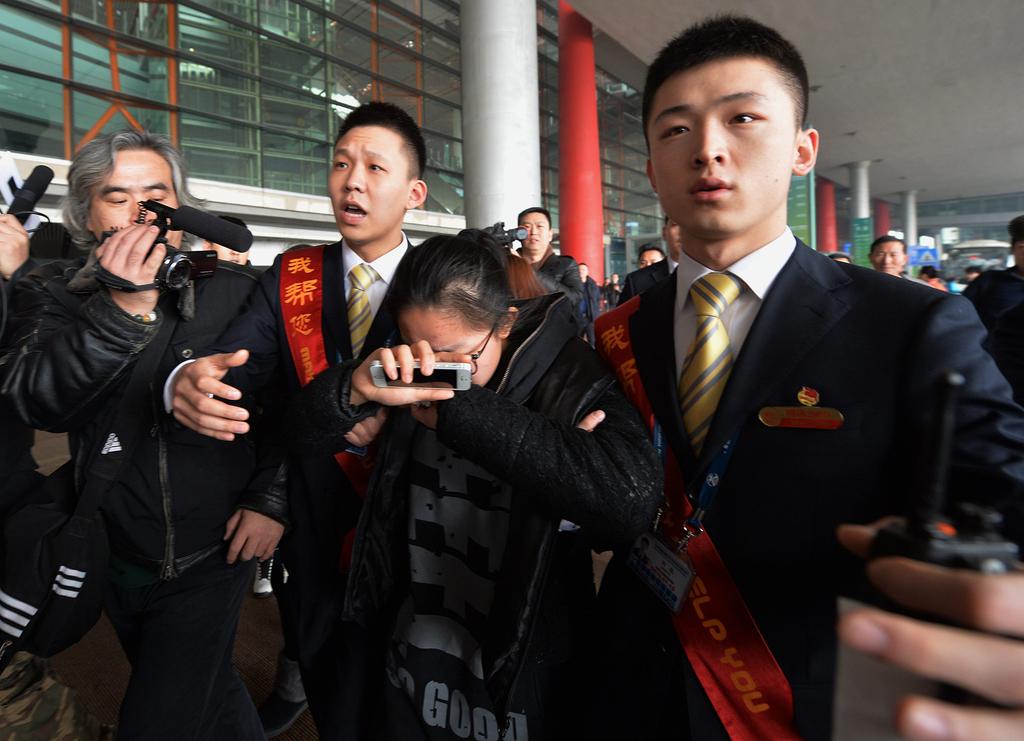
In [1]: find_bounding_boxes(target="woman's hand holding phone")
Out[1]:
[351,341,471,407]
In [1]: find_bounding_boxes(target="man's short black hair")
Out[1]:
[642,15,809,145]
[1008,214,1024,244]
[639,244,665,258]
[334,102,426,179]
[965,265,983,275]
[517,206,552,227]
[872,235,905,255]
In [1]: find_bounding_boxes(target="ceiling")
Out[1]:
[574,0,1024,203]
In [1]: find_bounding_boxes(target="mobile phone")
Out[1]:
[369,360,472,391]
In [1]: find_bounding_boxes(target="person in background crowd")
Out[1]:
[578,261,602,344]
[586,16,1024,741]
[826,251,852,264]
[637,243,666,269]
[963,265,982,283]
[0,130,287,740]
[963,214,1024,332]
[201,214,252,267]
[284,230,661,740]
[917,265,949,292]
[618,220,683,305]
[869,235,911,278]
[516,206,584,306]
[167,102,430,738]
[601,272,622,310]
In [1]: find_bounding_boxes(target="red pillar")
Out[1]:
[873,200,892,238]
[558,2,605,282]
[815,177,838,252]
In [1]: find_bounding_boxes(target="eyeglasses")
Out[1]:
[469,327,495,375]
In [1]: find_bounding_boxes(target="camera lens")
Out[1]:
[161,252,193,290]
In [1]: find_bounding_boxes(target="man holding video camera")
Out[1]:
[0,130,286,740]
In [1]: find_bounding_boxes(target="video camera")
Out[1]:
[484,222,528,247]
[99,200,253,291]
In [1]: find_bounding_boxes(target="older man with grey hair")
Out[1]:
[0,130,287,740]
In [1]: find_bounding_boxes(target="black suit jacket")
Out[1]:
[617,258,671,305]
[588,241,1024,741]
[210,240,397,737]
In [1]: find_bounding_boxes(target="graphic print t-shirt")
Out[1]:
[378,427,531,740]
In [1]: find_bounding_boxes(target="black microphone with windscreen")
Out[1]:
[169,205,253,252]
[6,165,54,225]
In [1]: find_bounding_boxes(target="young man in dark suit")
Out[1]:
[617,218,682,305]
[589,15,1024,741]
[168,102,428,738]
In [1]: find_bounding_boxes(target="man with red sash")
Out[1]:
[585,16,1024,741]
[167,102,428,738]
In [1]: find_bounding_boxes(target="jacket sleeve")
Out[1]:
[0,265,161,431]
[283,360,381,453]
[236,457,290,526]
[209,255,287,393]
[991,301,1024,407]
[900,293,1024,543]
[436,381,662,549]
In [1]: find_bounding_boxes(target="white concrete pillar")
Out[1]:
[459,1,542,229]
[902,190,918,246]
[847,160,871,220]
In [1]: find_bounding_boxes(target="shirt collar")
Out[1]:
[341,234,409,286]
[676,227,796,302]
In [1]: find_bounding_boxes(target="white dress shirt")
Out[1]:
[342,235,409,319]
[673,228,796,382]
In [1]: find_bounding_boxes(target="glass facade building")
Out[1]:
[0,0,660,257]
[1,0,466,212]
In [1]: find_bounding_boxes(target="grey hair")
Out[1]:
[62,130,198,248]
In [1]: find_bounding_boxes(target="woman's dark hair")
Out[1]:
[386,230,513,331]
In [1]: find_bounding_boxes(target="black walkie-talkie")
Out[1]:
[869,370,1019,571]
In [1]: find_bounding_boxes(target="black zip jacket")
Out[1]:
[0,256,288,576]
[534,252,584,308]
[286,293,662,729]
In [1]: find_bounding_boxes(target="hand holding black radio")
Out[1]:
[838,523,1024,741]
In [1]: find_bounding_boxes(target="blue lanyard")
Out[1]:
[688,435,736,529]
[652,421,737,529]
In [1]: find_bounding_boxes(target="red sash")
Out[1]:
[278,245,376,569]
[596,298,801,741]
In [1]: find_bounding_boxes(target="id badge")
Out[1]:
[626,533,695,613]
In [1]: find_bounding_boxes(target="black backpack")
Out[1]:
[0,311,177,669]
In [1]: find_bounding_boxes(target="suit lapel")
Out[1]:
[696,242,852,472]
[322,241,352,363]
[630,274,697,476]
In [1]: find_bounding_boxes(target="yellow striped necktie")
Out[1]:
[679,272,744,454]
[347,262,379,357]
